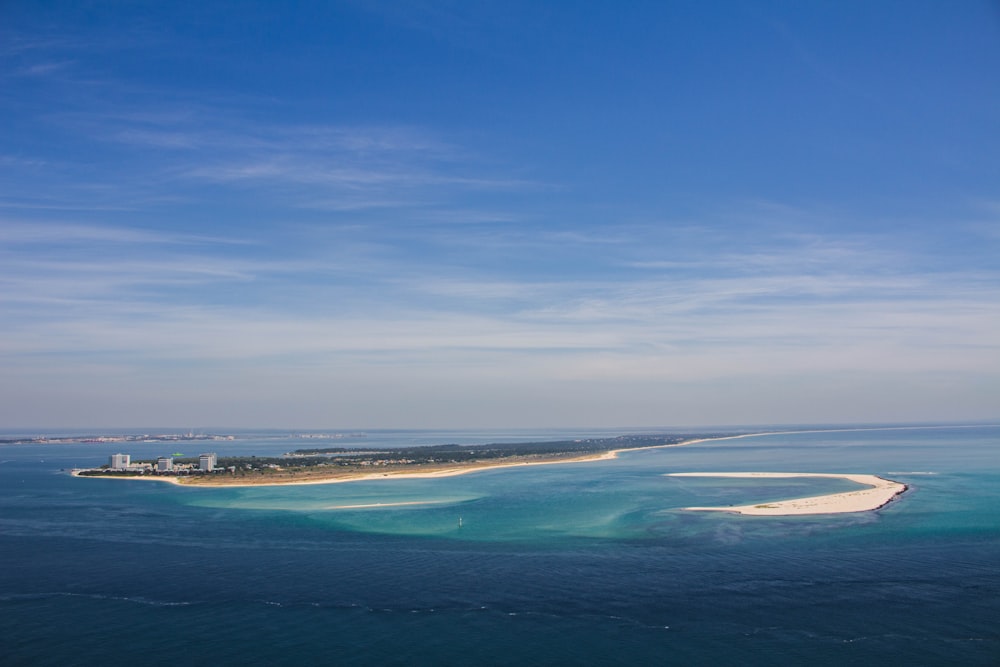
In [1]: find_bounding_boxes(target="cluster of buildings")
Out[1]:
[108,452,218,474]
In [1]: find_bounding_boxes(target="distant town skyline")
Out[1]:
[2,2,998,428]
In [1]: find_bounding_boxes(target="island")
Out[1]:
[667,472,907,515]
[70,434,912,515]
[73,433,730,486]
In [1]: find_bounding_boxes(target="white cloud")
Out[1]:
[0,220,255,246]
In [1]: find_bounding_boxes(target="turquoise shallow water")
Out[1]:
[2,426,998,665]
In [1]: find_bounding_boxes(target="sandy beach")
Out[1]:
[71,469,184,485]
[668,472,907,515]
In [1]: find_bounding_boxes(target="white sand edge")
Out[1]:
[667,472,907,515]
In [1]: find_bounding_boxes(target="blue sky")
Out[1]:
[2,1,999,429]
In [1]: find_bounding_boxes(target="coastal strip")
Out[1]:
[189,450,622,488]
[73,429,736,488]
[71,427,930,489]
[71,450,622,488]
[667,472,907,516]
[68,433,789,488]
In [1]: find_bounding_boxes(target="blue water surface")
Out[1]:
[2,426,998,665]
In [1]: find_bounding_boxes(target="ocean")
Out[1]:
[2,426,998,665]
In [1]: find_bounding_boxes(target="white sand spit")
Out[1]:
[668,472,907,516]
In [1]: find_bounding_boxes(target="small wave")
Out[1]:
[886,471,938,475]
[0,592,195,607]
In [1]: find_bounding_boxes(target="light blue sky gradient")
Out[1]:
[2,1,998,428]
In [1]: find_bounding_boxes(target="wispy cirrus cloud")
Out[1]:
[12,60,75,77]
[0,220,255,246]
[3,196,998,428]
[5,215,997,370]
[7,102,536,215]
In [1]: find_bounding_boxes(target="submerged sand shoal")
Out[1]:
[668,472,907,515]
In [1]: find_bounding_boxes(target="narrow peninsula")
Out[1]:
[73,433,724,487]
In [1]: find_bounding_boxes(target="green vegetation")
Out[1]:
[287,433,727,466]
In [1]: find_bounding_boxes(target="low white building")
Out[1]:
[156,457,173,472]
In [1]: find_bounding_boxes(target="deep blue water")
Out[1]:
[2,426,998,665]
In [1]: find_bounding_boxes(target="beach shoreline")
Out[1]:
[667,472,908,515]
[91,433,773,488]
[71,427,927,490]
[72,432,748,488]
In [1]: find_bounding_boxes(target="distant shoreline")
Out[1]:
[19,422,1000,449]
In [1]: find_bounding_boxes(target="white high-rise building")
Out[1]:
[199,453,217,472]
[109,453,130,470]
[156,457,173,472]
